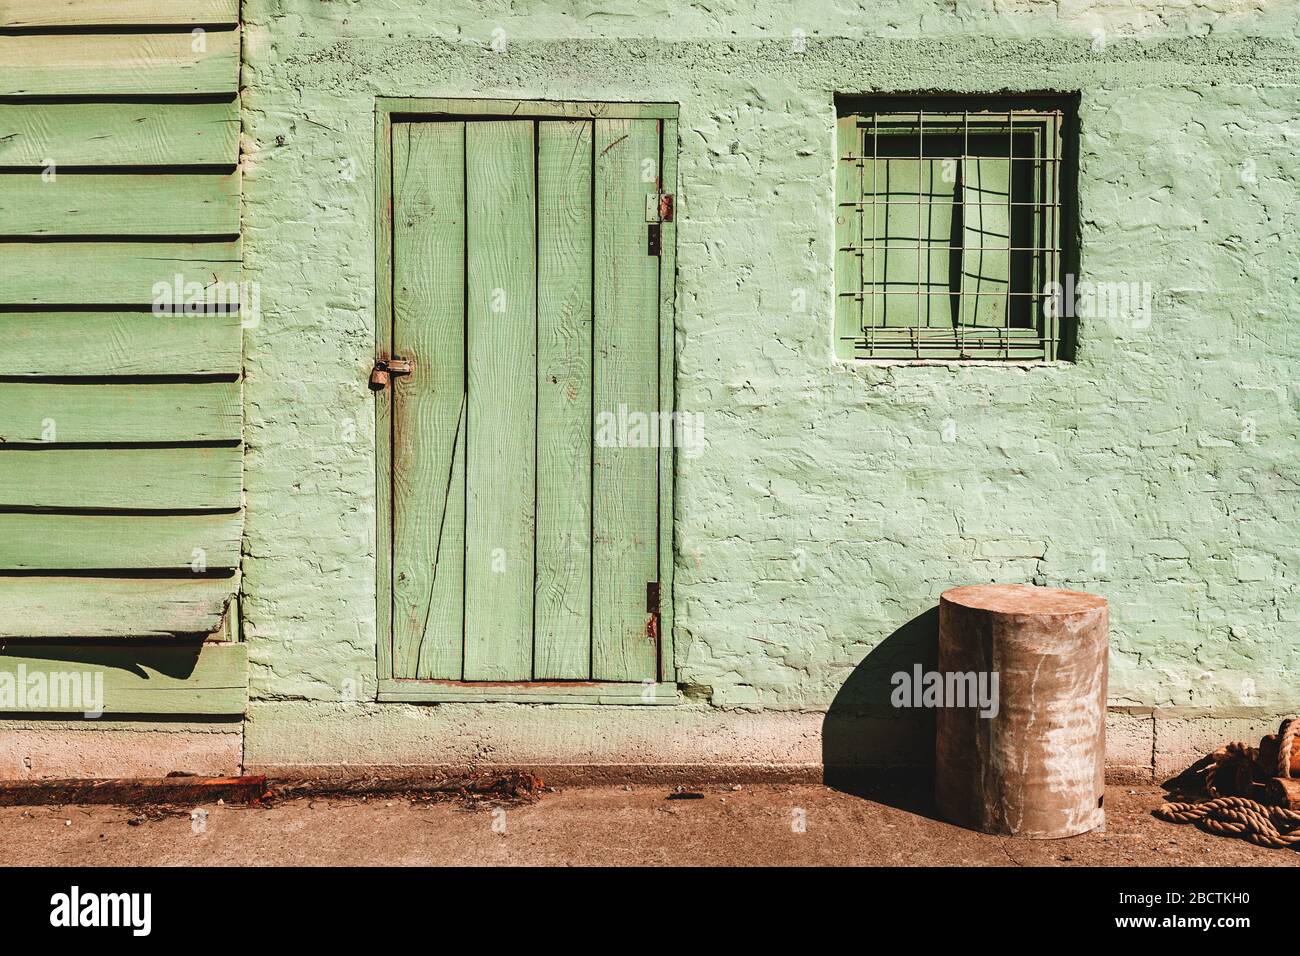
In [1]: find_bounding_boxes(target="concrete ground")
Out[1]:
[1,783,1294,867]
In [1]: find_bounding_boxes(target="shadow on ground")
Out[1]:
[822,605,939,816]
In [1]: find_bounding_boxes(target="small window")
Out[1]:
[835,96,1074,361]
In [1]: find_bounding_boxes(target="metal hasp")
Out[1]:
[369,356,413,390]
[935,583,1108,839]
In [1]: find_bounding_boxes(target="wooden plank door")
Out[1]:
[388,113,671,688]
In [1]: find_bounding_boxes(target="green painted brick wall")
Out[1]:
[239,1,1299,724]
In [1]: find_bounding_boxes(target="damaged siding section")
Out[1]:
[0,0,244,706]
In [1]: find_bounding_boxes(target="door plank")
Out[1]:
[0,101,239,168]
[591,118,660,682]
[533,120,594,680]
[0,381,240,443]
[0,172,239,236]
[0,446,241,510]
[463,120,537,681]
[391,121,467,680]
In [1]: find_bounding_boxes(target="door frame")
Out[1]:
[373,98,679,704]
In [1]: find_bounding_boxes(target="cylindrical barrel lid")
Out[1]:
[941,583,1106,617]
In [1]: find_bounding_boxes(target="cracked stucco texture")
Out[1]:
[238,0,1299,738]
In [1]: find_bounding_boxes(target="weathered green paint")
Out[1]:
[0,446,241,510]
[239,2,1299,747]
[377,680,679,705]
[0,8,244,736]
[380,106,673,689]
[377,98,678,120]
[0,11,245,665]
[656,116,679,685]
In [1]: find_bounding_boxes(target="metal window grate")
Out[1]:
[835,102,1066,360]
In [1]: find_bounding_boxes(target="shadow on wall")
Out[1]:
[822,606,939,810]
[2,640,205,681]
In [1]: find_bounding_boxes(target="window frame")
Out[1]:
[835,95,1076,362]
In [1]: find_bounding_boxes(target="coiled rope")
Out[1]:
[1204,740,1255,797]
[1156,717,1300,849]
[1280,717,1297,778]
[1154,796,1300,849]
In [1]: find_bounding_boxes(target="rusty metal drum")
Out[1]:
[935,584,1108,838]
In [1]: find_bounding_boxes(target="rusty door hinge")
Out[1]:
[369,356,413,390]
[645,192,675,223]
[645,192,673,257]
[646,581,661,643]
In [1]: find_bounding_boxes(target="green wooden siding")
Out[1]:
[385,105,675,692]
[0,513,241,571]
[0,172,239,236]
[0,240,242,304]
[0,382,240,443]
[0,5,242,644]
[0,31,239,96]
[0,578,234,640]
[0,101,239,167]
[0,312,241,377]
[4,0,239,28]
